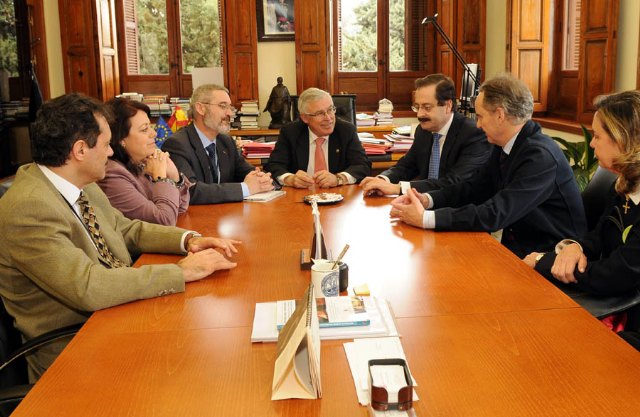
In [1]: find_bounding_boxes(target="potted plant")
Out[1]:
[552,125,599,192]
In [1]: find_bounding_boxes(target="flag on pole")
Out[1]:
[167,105,189,132]
[154,116,171,148]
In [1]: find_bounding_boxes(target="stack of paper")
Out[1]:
[244,190,286,203]
[242,141,276,159]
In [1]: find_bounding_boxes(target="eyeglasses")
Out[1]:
[304,105,337,118]
[199,102,235,112]
[411,103,437,113]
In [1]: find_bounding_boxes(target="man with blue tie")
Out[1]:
[162,84,274,204]
[360,74,490,196]
[390,74,587,257]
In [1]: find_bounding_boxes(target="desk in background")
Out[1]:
[235,125,403,172]
[12,187,640,416]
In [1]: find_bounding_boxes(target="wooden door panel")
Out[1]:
[510,0,549,112]
[518,49,542,101]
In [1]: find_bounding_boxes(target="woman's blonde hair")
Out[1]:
[594,90,640,195]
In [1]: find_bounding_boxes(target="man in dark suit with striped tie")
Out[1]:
[361,74,490,196]
[162,84,274,204]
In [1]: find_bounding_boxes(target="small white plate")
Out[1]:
[303,193,344,205]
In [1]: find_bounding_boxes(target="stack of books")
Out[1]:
[359,135,391,155]
[143,94,171,117]
[118,92,144,102]
[0,100,28,121]
[241,141,276,159]
[169,97,190,117]
[384,134,414,153]
[374,98,394,126]
[238,100,260,129]
[355,113,376,127]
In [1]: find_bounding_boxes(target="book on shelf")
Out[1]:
[271,284,322,401]
[251,296,397,343]
[276,296,370,330]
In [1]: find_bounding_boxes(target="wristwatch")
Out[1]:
[336,175,344,186]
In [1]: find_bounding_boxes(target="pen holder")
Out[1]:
[337,261,348,292]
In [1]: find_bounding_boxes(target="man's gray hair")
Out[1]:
[298,88,332,114]
[190,84,229,118]
[479,74,534,124]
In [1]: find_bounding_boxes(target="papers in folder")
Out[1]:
[244,190,286,202]
[251,296,398,343]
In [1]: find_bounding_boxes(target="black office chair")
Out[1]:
[0,301,80,416]
[581,166,618,230]
[290,94,357,124]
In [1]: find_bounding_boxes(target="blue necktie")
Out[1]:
[428,133,441,180]
[206,142,219,184]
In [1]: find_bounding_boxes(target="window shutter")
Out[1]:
[124,0,140,75]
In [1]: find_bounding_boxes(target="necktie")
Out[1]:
[499,151,509,178]
[206,142,219,184]
[314,137,328,173]
[76,191,127,268]
[427,132,441,179]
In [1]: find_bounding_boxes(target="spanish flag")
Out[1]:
[167,105,190,133]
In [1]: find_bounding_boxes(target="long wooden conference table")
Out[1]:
[12,186,640,416]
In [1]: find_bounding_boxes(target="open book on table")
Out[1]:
[271,284,322,400]
[277,296,370,330]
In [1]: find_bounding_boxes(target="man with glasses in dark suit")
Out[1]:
[361,74,490,196]
[266,87,370,188]
[163,84,274,204]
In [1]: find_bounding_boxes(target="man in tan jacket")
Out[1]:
[0,93,239,381]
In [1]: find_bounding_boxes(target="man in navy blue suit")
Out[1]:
[361,74,490,196]
[266,87,370,188]
[390,74,587,257]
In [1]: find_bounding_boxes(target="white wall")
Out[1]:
[43,0,64,97]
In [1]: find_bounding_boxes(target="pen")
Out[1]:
[332,244,349,270]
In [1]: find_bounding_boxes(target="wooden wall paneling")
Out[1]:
[436,0,456,79]
[95,0,120,100]
[224,0,258,105]
[296,0,329,92]
[509,0,550,112]
[576,0,618,124]
[457,0,485,86]
[26,0,50,100]
[58,0,98,97]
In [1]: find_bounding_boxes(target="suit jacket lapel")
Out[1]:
[188,125,214,183]
[297,126,311,171]
[439,114,461,171]
[216,136,230,182]
[327,131,341,172]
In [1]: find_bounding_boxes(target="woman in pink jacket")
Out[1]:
[98,98,191,225]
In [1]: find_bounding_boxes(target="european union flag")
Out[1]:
[155,116,171,148]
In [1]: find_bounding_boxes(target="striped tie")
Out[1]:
[427,132,441,179]
[77,191,127,268]
[206,142,219,184]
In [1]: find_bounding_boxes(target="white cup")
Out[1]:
[311,259,339,297]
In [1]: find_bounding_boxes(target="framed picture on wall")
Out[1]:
[257,0,295,42]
